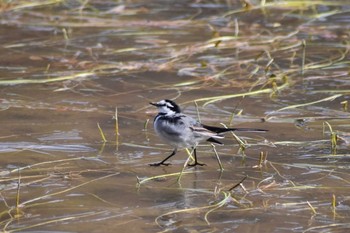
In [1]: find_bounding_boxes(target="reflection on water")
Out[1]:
[0,0,350,232]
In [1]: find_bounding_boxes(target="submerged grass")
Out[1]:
[1,0,65,12]
[154,188,236,227]
[1,0,350,232]
[19,172,119,207]
[0,72,95,85]
[136,170,196,187]
[223,0,349,17]
[193,78,289,106]
[0,154,120,231]
[3,156,106,176]
[266,94,343,119]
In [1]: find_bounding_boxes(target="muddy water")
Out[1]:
[1,1,350,232]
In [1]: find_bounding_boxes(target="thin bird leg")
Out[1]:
[188,148,206,167]
[150,148,177,166]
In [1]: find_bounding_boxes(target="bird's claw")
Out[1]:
[188,162,206,167]
[149,162,171,166]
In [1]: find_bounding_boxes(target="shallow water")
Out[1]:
[1,1,350,232]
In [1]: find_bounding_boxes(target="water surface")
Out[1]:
[1,1,350,232]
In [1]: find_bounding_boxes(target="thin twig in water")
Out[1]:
[228,176,247,191]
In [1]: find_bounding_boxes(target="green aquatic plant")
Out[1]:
[97,122,107,143]
[323,121,338,154]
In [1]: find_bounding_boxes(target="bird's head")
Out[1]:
[150,99,181,115]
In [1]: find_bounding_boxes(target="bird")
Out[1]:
[149,99,267,167]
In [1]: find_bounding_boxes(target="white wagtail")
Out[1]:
[149,99,267,167]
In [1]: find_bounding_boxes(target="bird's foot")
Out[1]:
[149,162,171,166]
[187,162,206,167]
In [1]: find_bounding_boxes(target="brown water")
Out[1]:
[1,1,350,232]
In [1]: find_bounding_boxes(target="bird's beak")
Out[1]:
[149,102,158,107]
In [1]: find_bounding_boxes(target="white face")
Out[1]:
[151,99,181,115]
[156,100,175,114]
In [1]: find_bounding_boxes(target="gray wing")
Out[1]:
[181,115,223,139]
[164,114,199,135]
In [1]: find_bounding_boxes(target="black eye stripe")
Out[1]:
[158,103,172,108]
[152,99,181,113]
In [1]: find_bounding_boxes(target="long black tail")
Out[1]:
[202,124,268,134]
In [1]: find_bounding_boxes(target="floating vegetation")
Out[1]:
[266,94,343,119]
[0,72,95,86]
[0,0,350,232]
